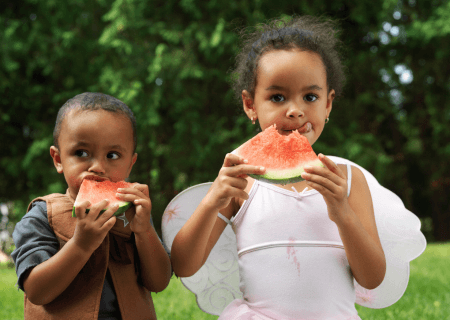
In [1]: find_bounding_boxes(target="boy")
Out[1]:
[12,92,172,319]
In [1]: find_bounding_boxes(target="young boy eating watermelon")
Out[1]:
[11,92,172,319]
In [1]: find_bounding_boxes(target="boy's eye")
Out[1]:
[107,152,120,160]
[75,150,88,157]
[270,94,285,103]
[305,94,318,102]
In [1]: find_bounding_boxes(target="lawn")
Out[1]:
[1,242,449,320]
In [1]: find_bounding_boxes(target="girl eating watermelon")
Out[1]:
[168,15,426,319]
[11,92,172,319]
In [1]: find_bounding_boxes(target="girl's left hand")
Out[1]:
[301,154,350,224]
[116,183,153,234]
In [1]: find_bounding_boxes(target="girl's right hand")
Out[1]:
[205,153,265,211]
[72,200,118,253]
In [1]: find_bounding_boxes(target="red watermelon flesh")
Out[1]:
[72,179,134,217]
[234,124,324,185]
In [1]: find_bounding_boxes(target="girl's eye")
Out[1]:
[75,150,88,157]
[107,152,120,160]
[305,94,318,102]
[270,94,285,103]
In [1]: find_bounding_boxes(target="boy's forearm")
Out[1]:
[336,209,386,290]
[23,238,93,305]
[135,227,172,292]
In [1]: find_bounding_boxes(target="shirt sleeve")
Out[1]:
[11,201,59,291]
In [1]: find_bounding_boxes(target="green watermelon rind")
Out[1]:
[249,160,325,185]
[71,201,132,218]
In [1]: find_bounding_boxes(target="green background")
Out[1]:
[1,0,449,240]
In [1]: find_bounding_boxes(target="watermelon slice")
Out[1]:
[72,179,134,217]
[234,124,324,185]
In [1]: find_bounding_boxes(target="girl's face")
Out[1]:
[242,49,335,146]
[50,109,137,200]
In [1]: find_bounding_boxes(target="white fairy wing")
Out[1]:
[161,182,242,316]
[327,156,427,309]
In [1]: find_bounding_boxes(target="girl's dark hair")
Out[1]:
[229,15,347,104]
[53,92,137,152]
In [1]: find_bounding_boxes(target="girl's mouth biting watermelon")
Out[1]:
[281,122,312,135]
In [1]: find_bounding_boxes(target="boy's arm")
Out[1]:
[134,227,172,292]
[23,238,94,305]
[23,199,118,305]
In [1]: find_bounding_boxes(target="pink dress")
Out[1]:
[219,164,362,320]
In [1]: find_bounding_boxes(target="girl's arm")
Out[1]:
[23,200,117,305]
[302,156,386,290]
[171,154,265,277]
[336,165,386,289]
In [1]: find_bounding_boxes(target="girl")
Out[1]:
[169,15,424,319]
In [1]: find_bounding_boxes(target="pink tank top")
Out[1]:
[229,164,360,319]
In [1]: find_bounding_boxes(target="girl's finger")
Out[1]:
[228,164,265,177]
[223,153,248,167]
[318,154,345,179]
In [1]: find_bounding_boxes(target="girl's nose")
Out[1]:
[286,103,304,118]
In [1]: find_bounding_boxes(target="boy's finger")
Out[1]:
[86,199,110,220]
[96,203,119,224]
[101,216,117,233]
[73,200,91,219]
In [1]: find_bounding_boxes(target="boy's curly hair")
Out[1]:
[229,15,347,105]
[53,92,137,153]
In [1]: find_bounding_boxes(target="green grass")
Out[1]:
[1,243,449,319]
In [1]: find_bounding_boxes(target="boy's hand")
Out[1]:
[72,199,118,253]
[205,153,265,212]
[116,184,152,234]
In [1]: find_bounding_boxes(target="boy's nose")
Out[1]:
[89,159,106,174]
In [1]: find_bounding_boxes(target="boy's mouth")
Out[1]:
[83,175,108,182]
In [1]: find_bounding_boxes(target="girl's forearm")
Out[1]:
[135,227,171,292]
[23,238,93,305]
[336,209,386,290]
[170,199,219,277]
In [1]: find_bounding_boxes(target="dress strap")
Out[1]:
[218,212,232,225]
[346,164,352,198]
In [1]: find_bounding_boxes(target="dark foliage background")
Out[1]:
[1,0,449,242]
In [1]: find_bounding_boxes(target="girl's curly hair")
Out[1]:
[229,15,347,105]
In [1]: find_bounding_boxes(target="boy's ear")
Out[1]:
[127,153,138,176]
[242,90,256,120]
[50,146,64,174]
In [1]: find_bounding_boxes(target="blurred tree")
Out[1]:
[1,0,449,241]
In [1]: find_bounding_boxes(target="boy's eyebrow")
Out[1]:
[72,141,127,152]
[265,84,323,91]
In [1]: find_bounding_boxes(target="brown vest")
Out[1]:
[24,189,157,320]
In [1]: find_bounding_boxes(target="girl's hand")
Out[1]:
[116,183,152,234]
[73,199,118,253]
[301,154,350,224]
[205,153,266,212]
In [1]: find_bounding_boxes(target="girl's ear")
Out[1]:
[326,89,335,116]
[242,90,256,120]
[50,146,64,174]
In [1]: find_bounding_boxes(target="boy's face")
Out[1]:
[50,108,137,200]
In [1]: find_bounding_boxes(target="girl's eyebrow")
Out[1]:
[265,84,323,91]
